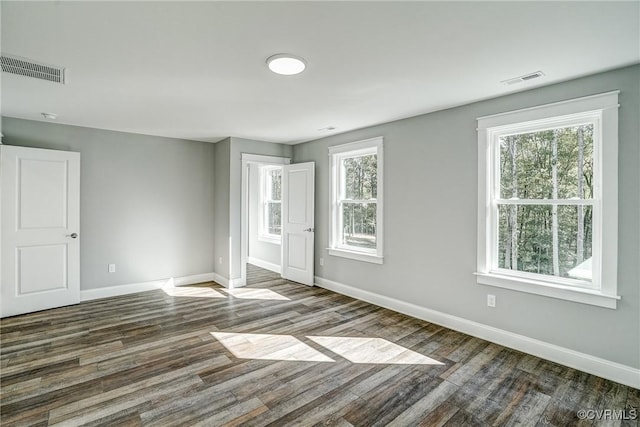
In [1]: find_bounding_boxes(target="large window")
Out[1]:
[476,92,619,308]
[329,137,383,264]
[259,166,282,243]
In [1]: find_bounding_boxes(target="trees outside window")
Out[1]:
[341,154,377,249]
[497,125,593,280]
[260,166,282,242]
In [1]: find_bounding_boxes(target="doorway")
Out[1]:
[240,154,316,287]
[240,154,290,286]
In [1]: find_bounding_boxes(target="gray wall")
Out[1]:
[248,163,281,268]
[1,118,217,289]
[293,65,640,368]
[213,138,231,279]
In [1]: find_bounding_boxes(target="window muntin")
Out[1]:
[260,166,282,241]
[329,137,383,263]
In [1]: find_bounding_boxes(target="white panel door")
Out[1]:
[1,145,80,317]
[281,162,315,286]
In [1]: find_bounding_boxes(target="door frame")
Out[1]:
[240,153,290,286]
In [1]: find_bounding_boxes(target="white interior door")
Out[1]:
[1,145,80,317]
[281,162,315,286]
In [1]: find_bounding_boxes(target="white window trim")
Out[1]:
[328,137,384,264]
[476,91,620,309]
[259,165,282,244]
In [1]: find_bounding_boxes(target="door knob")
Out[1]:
[66,233,78,239]
[303,228,315,232]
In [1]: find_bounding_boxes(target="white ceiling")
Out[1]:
[1,1,638,144]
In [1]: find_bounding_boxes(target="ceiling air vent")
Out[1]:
[501,71,545,86]
[1,54,66,84]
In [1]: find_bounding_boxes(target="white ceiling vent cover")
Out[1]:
[1,54,66,84]
[501,71,545,86]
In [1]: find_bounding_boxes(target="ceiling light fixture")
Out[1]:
[266,54,306,75]
[41,112,57,120]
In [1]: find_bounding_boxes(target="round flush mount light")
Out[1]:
[41,112,57,120]
[266,54,306,75]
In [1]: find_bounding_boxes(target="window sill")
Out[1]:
[328,248,383,264]
[475,272,620,309]
[258,235,281,245]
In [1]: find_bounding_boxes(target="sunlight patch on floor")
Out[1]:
[222,288,290,301]
[307,336,443,365]
[211,332,335,362]
[162,286,226,298]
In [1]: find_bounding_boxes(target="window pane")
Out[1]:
[269,169,282,201]
[343,154,377,200]
[268,202,281,235]
[497,204,593,281]
[499,125,593,199]
[341,202,376,249]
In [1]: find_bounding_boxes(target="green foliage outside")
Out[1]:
[267,169,282,235]
[341,154,377,249]
[498,125,593,279]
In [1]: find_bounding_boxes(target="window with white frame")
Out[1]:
[329,137,383,264]
[259,166,282,242]
[476,91,620,308]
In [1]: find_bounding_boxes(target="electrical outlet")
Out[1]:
[319,257,324,266]
[108,264,116,273]
[218,257,223,265]
[487,294,496,308]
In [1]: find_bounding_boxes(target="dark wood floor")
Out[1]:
[1,265,637,426]
[246,263,281,286]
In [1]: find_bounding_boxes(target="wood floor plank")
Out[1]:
[245,364,377,427]
[48,376,202,427]
[231,360,318,401]
[1,373,103,425]
[416,400,461,427]
[387,379,459,426]
[342,367,443,426]
[48,356,230,423]
[440,342,504,386]
[1,264,636,426]
[191,397,268,427]
[139,387,237,426]
[1,358,80,387]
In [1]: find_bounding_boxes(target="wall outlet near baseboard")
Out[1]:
[487,294,496,308]
[319,257,324,266]
[218,257,223,265]
[108,264,116,273]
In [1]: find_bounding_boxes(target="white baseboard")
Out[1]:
[230,277,247,288]
[210,272,246,289]
[314,276,640,389]
[210,272,230,288]
[247,257,281,274]
[81,272,218,301]
[172,273,217,287]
